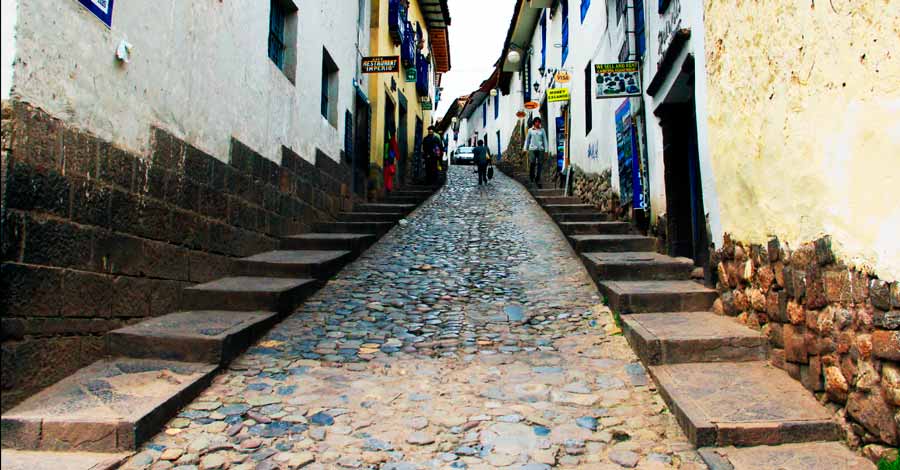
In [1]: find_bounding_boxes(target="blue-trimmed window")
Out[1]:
[268,0,287,69]
[482,102,487,126]
[561,0,569,67]
[494,94,499,119]
[580,0,590,23]
[635,0,646,59]
[496,131,502,157]
[540,13,547,71]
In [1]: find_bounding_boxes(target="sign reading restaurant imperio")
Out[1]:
[595,62,642,98]
[362,56,400,73]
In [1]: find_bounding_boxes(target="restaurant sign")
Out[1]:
[362,56,400,73]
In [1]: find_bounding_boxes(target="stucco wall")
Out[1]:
[1,0,15,99]
[704,0,900,280]
[8,0,368,166]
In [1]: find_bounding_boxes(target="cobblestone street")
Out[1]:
[129,167,702,470]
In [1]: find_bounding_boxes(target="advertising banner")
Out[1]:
[547,88,570,103]
[595,62,641,98]
[362,56,400,73]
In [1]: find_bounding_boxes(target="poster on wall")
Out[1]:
[614,101,647,210]
[77,0,115,28]
[615,101,635,206]
[595,62,641,98]
[362,56,400,73]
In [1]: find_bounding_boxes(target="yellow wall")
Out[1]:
[368,0,434,191]
[704,0,900,280]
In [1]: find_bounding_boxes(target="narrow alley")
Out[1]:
[122,167,700,470]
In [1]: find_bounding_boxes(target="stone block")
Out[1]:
[814,236,835,266]
[883,363,900,406]
[22,215,95,270]
[767,237,781,262]
[98,143,135,191]
[1,263,63,318]
[872,280,893,310]
[770,348,786,369]
[1,210,25,262]
[873,330,900,361]
[70,177,111,228]
[824,366,849,403]
[767,323,785,348]
[805,266,827,309]
[801,356,824,392]
[5,163,70,218]
[784,324,808,363]
[61,127,99,178]
[786,300,805,325]
[11,103,63,171]
[874,310,900,330]
[823,269,851,304]
[847,391,899,446]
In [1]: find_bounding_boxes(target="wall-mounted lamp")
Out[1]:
[507,49,521,64]
[533,82,541,93]
[489,89,498,97]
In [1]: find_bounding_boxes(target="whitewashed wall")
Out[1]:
[1,0,17,99]
[6,0,369,166]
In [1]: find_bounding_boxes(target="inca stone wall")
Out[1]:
[0,100,355,411]
[711,234,900,454]
[570,167,622,220]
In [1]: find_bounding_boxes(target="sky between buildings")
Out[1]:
[435,0,516,117]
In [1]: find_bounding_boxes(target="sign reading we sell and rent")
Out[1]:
[77,0,115,28]
[595,62,642,98]
[362,56,400,73]
[547,88,570,103]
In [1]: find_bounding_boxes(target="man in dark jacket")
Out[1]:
[473,139,491,186]
[422,126,443,185]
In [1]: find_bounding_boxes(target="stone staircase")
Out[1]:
[0,185,440,464]
[508,171,875,469]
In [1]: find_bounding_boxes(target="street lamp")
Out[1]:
[489,89,498,97]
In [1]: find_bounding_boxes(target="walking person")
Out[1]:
[473,139,491,186]
[422,126,443,185]
[523,117,549,188]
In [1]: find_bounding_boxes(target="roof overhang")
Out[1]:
[419,0,451,29]
[429,27,451,73]
[499,0,544,73]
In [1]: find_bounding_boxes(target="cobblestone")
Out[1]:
[134,167,702,469]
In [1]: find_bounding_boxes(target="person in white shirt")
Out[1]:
[523,117,549,188]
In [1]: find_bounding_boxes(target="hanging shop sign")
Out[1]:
[77,0,115,28]
[547,88,570,103]
[554,70,571,83]
[524,101,540,110]
[405,67,417,83]
[595,62,642,98]
[516,110,527,119]
[419,96,433,110]
[362,56,400,73]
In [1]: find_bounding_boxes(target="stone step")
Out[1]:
[531,188,565,197]
[599,280,717,314]
[536,196,582,205]
[280,233,375,253]
[338,211,404,223]
[108,310,277,365]
[543,204,598,215]
[390,190,432,197]
[552,212,610,223]
[181,276,319,314]
[569,234,658,253]
[0,450,131,470]
[1,358,217,452]
[698,442,875,470]
[581,251,694,281]
[622,312,768,365]
[560,221,631,236]
[382,195,425,205]
[354,203,415,214]
[314,221,395,237]
[235,250,353,279]
[649,361,842,447]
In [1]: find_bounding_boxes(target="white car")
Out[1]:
[453,146,475,165]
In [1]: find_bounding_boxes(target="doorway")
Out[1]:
[658,94,708,268]
[398,93,408,185]
[352,92,370,197]
[384,92,396,192]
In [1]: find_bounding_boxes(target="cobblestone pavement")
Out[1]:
[128,167,704,470]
